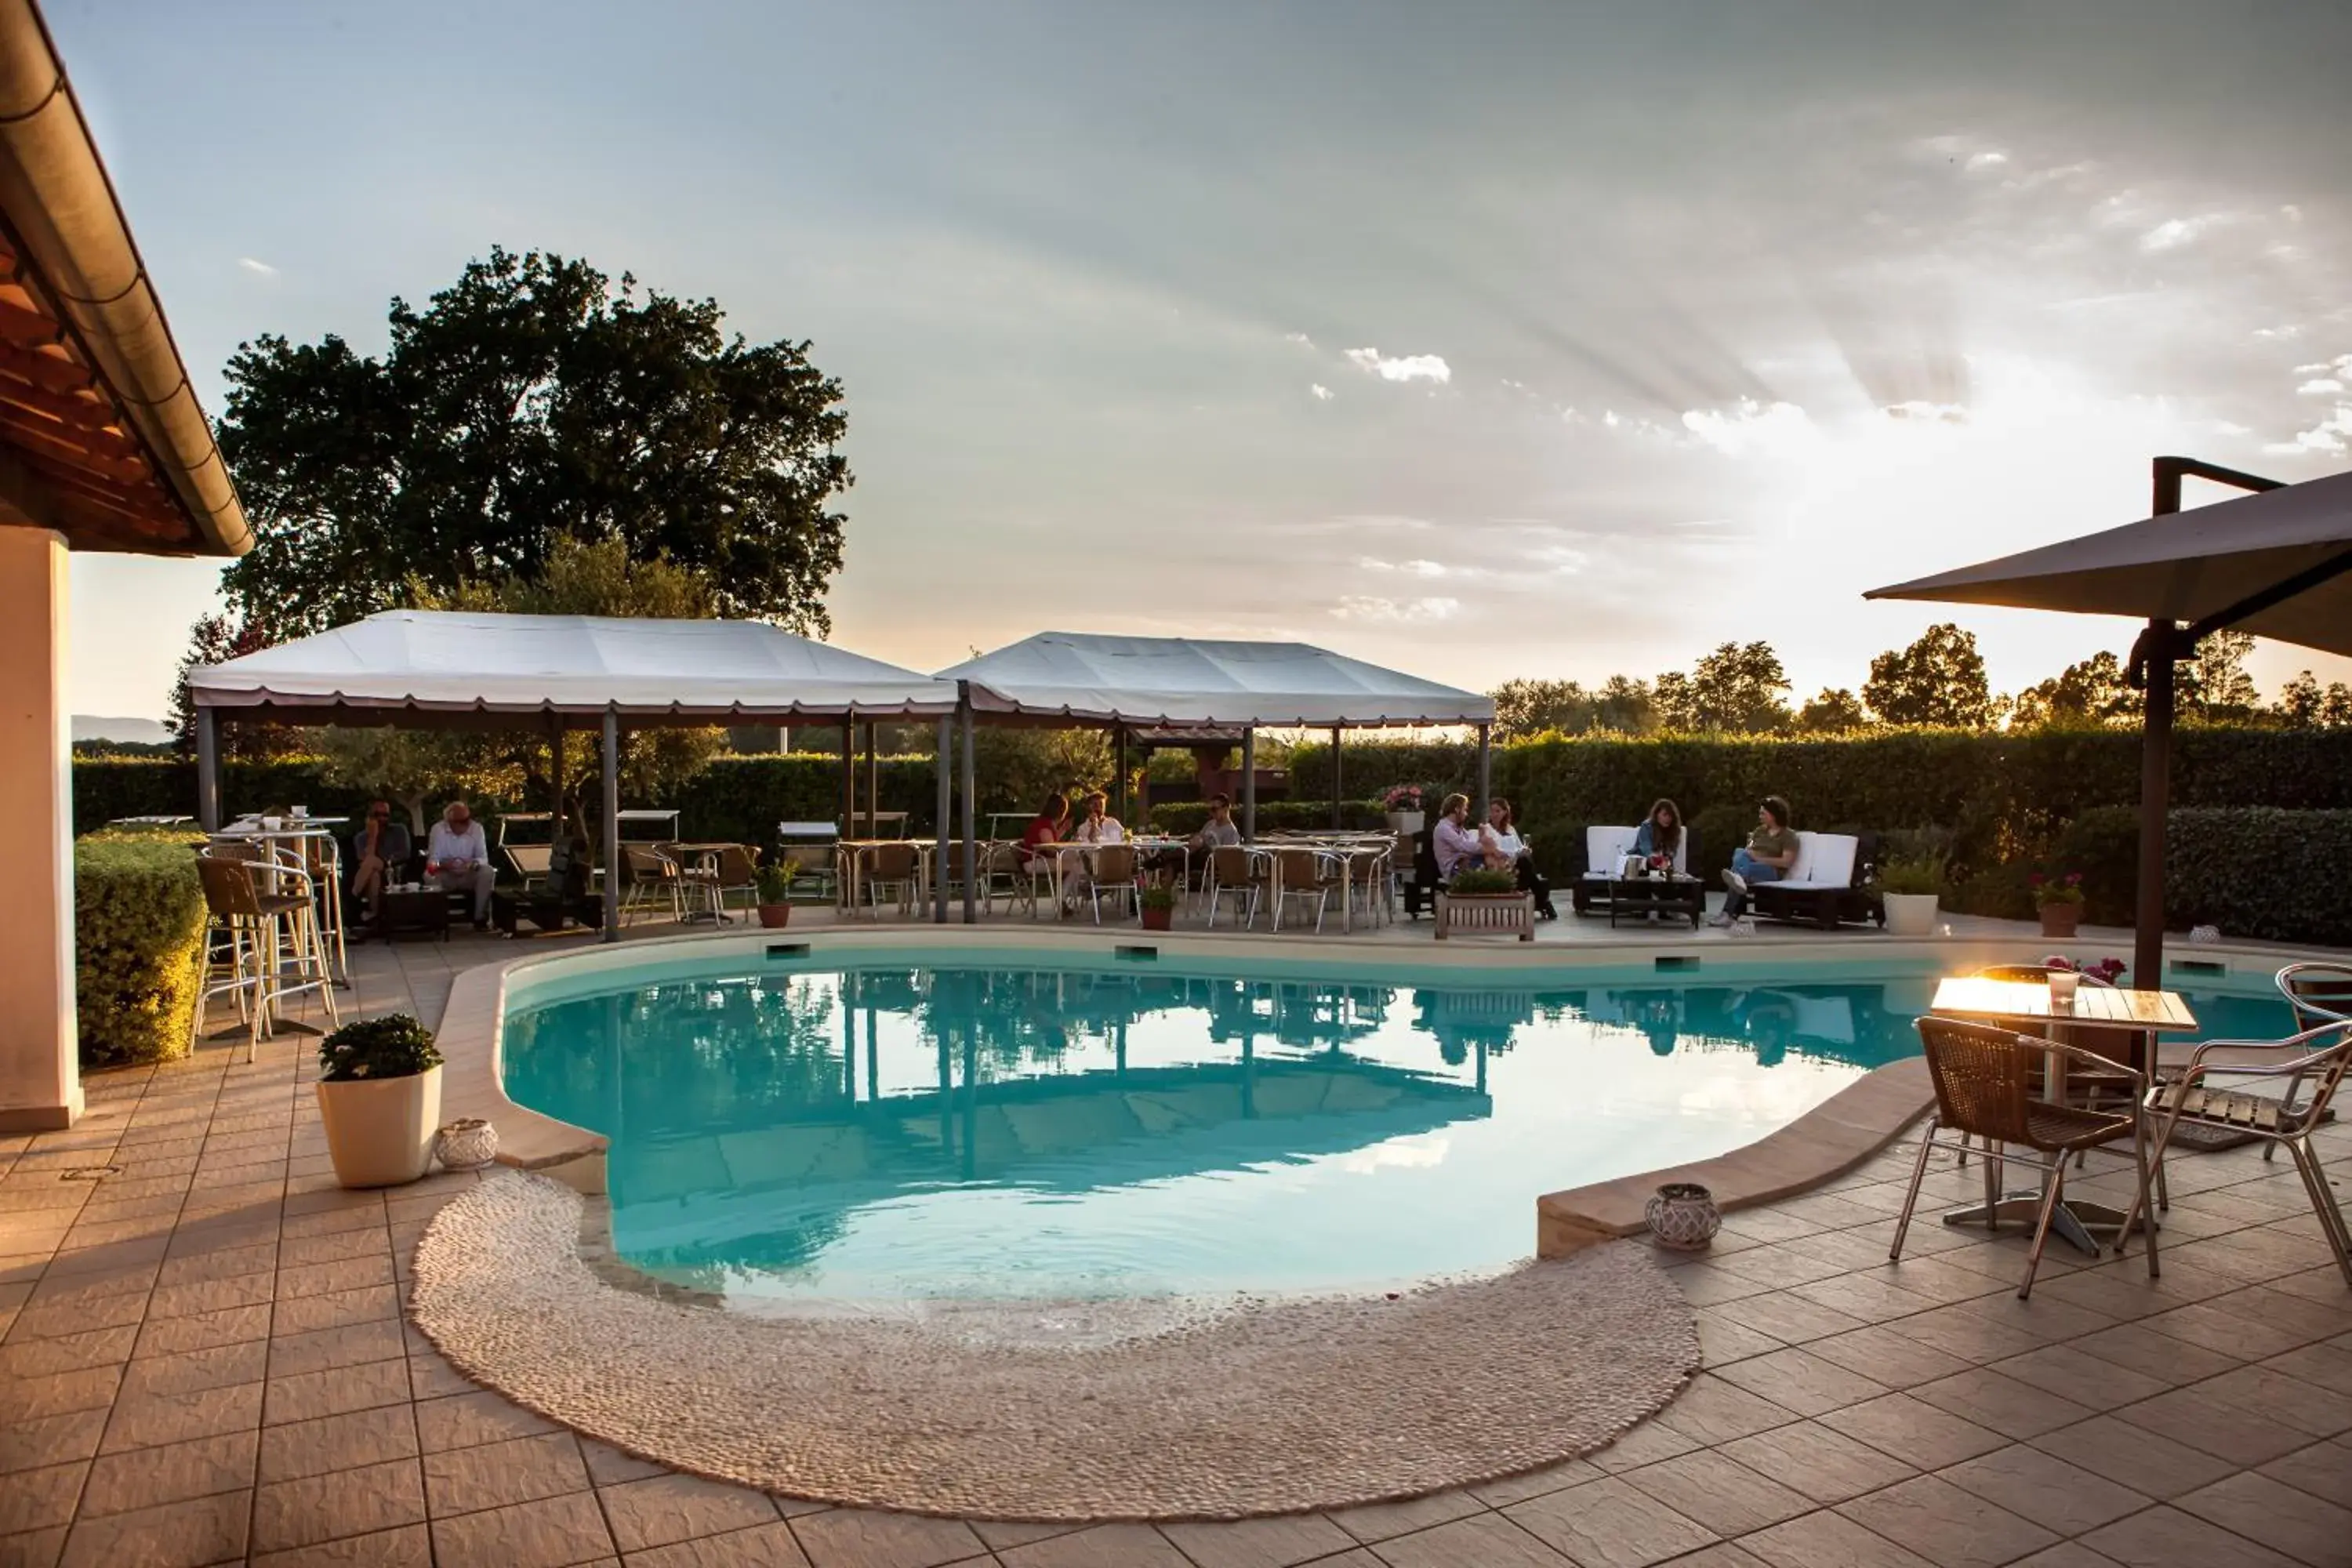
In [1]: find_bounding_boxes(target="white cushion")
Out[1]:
[1587,826,1638,869]
[1774,832,1857,889]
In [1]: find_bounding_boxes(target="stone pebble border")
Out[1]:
[408,1171,1699,1521]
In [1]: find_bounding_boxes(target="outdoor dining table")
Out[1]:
[834,837,940,913]
[1245,839,1390,932]
[662,841,750,924]
[1028,838,1185,914]
[1927,975,2199,1255]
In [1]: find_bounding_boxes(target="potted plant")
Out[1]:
[1876,854,1944,937]
[755,855,799,928]
[1383,785,1425,837]
[315,1014,444,1189]
[1435,865,1535,941]
[1139,880,1177,931]
[2033,870,2086,938]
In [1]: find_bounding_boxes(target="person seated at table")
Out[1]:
[426,800,497,930]
[1145,793,1238,884]
[1074,790,1125,844]
[1432,793,1480,884]
[1713,794,1798,926]
[1632,798,1683,867]
[347,800,412,922]
[1018,792,1070,872]
[1479,797,1556,919]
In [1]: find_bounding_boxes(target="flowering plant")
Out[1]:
[1381,785,1425,811]
[2045,954,2126,985]
[1646,853,1673,873]
[2029,870,2085,908]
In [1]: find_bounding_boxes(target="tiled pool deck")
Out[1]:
[3,913,2348,1567]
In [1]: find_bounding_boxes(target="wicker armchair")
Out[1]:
[1206,845,1265,929]
[1085,844,1140,924]
[1890,1014,2157,1299]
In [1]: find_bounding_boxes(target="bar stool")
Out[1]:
[193,852,339,1060]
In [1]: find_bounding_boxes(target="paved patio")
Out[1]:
[2,919,2347,1566]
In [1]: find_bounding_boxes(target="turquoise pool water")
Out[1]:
[500,952,2295,1303]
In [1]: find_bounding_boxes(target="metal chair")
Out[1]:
[1271,848,1343,933]
[1890,1014,2157,1299]
[1086,844,1140,924]
[619,846,683,924]
[2125,1021,2352,1288]
[863,841,923,917]
[193,852,339,1061]
[1205,844,1264,929]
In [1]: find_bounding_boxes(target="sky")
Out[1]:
[56,0,2352,720]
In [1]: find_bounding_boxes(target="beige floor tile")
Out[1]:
[1693,1309,1787,1368]
[1935,1443,2151,1536]
[1719,1420,1918,1506]
[0,1324,136,1381]
[1503,1475,1719,1568]
[429,1490,615,1568]
[422,1431,588,1518]
[1983,1345,2168,1412]
[117,1338,269,1400]
[1159,1513,1358,1568]
[1468,1457,1606,1509]
[1621,1450,1811,1537]
[624,1519,814,1568]
[56,1489,249,1568]
[132,1301,271,1359]
[1836,1475,2057,1568]
[1711,1346,1893,1417]
[1806,1326,1979,1391]
[2111,1386,2316,1467]
[250,1522,433,1567]
[263,1356,412,1425]
[1908,1368,2097,1441]
[2025,1414,2238,1500]
[2081,1504,2302,1568]
[252,1456,426,1553]
[1820,1394,2008,1472]
[2258,1437,2352,1511]
[2176,1471,2352,1568]
[577,1437,669,1488]
[788,1507,987,1567]
[267,1317,408,1379]
[1367,1513,1573,1567]
[78,1429,256,1519]
[993,1523,1189,1567]
[0,1408,107,1478]
[258,1404,420,1484]
[1651,1374,1798,1446]
[1325,1489,1486,1544]
[598,1472,779,1552]
[1708,1290,1870,1345]
[1747,1508,1944,1568]
[2068,1322,2243,1386]
[414,1388,560,1453]
[268,1282,401,1335]
[98,1377,263,1454]
[0,1461,85,1535]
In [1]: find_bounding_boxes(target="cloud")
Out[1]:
[2139,215,2229,252]
[1882,400,1970,425]
[1344,347,1452,383]
[1357,557,1450,578]
[237,256,278,278]
[1965,151,2008,172]
[1284,331,1314,347]
[1331,595,1460,623]
[2266,403,2352,456]
[2299,379,2346,396]
[1310,383,1333,401]
[1679,397,1820,458]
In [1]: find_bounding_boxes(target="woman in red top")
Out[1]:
[1018,793,1070,869]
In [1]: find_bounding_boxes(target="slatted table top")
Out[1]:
[1930,976,2201,1032]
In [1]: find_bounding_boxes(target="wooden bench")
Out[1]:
[1434,890,1534,941]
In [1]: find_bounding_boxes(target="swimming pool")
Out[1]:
[499,949,2295,1305]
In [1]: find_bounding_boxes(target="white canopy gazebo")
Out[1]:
[191,609,964,938]
[937,630,1495,843]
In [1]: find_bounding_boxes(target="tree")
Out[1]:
[1794,688,1869,734]
[1490,678,1594,740]
[1863,622,2002,729]
[1592,675,1658,734]
[2010,651,2137,730]
[2276,670,2352,729]
[164,613,303,760]
[2180,629,2260,721]
[217,245,851,641]
[1656,642,1791,733]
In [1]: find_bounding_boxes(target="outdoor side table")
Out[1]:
[375,887,450,942]
[1607,873,1704,928]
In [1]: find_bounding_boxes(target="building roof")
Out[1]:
[190,609,963,724]
[0,0,247,556]
[939,631,1495,729]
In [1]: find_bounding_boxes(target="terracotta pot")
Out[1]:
[317,1065,441,1189]
[2039,902,2082,938]
[757,903,793,929]
[1141,905,1173,931]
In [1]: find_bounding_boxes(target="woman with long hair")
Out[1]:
[1480,796,1556,918]
[1633,798,1683,866]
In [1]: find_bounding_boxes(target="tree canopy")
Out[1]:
[1654,642,1791,734]
[1863,622,2001,729]
[216,246,851,641]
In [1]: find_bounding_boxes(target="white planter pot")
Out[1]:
[317,1065,443,1189]
[1882,892,1940,937]
[1386,811,1425,836]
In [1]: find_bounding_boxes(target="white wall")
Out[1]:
[0,528,79,1131]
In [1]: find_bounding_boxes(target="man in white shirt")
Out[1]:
[427,800,496,928]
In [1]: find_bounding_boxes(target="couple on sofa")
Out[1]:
[1431,793,1557,918]
[1597,794,1799,926]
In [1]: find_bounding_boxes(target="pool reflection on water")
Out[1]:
[499,964,2291,1303]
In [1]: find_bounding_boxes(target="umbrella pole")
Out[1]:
[2134,623,2173,988]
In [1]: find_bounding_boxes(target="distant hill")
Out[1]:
[73,715,172,746]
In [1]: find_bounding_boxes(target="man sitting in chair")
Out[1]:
[426,800,496,931]
[347,800,412,923]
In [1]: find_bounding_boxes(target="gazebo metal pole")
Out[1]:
[1331,724,1342,829]
[864,721,878,837]
[601,707,620,943]
[958,688,976,924]
[1476,723,1492,811]
[933,715,951,923]
[194,706,220,831]
[1241,729,1257,839]
[546,711,564,837]
[840,717,854,839]
[1114,724,1127,823]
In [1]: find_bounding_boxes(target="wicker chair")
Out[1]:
[194,852,338,1061]
[863,841,923,917]
[2125,1021,2352,1288]
[1206,844,1265,929]
[1085,844,1140,924]
[1890,1014,2157,1299]
[1272,848,1345,933]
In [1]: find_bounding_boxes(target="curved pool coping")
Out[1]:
[433,921,2323,1247]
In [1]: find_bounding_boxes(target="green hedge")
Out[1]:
[2167,809,2352,946]
[1148,799,1388,835]
[74,829,209,1070]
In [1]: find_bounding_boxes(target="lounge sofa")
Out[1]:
[1569,825,1691,916]
[1747,831,1884,931]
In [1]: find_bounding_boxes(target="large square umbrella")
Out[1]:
[1867,457,2352,981]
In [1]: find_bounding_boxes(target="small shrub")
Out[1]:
[756,856,797,904]
[2053,805,2140,925]
[1876,855,1945,897]
[1140,881,1178,911]
[1446,867,1519,895]
[74,829,208,1070]
[318,1014,443,1082]
[2168,808,2352,946]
